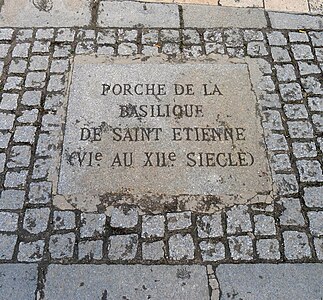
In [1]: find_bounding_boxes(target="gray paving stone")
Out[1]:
[0,93,19,110]
[291,44,314,60]
[0,190,25,210]
[224,29,243,47]
[167,211,192,231]
[256,239,280,260]
[0,44,11,58]
[279,83,303,102]
[292,142,317,158]
[304,186,323,207]
[254,214,276,236]
[28,181,52,204]
[183,45,203,58]
[7,145,31,168]
[275,64,296,82]
[36,28,54,40]
[228,235,253,260]
[78,240,103,260]
[315,48,323,61]
[0,212,19,232]
[97,29,117,44]
[283,231,311,260]
[297,160,323,182]
[36,134,60,156]
[205,43,225,55]
[23,208,50,234]
[308,211,323,236]
[0,132,11,149]
[9,59,28,74]
[50,59,69,73]
[263,110,284,130]
[227,205,252,234]
[25,71,46,89]
[110,206,138,229]
[53,211,75,230]
[309,32,323,47]
[12,43,30,58]
[227,47,245,58]
[32,158,52,180]
[287,121,314,138]
[75,41,95,55]
[76,29,95,40]
[98,2,180,28]
[271,47,291,62]
[162,43,180,55]
[273,174,299,196]
[247,41,268,57]
[0,153,5,173]
[0,28,14,41]
[289,32,309,43]
[117,29,138,42]
[168,233,195,260]
[18,109,39,124]
[271,153,292,172]
[13,126,36,143]
[43,265,209,299]
[267,31,287,46]
[204,29,223,43]
[301,76,323,95]
[32,40,50,53]
[16,29,33,41]
[0,234,17,260]
[97,45,115,55]
[216,264,323,299]
[142,215,165,238]
[21,90,42,106]
[279,198,305,226]
[312,114,323,132]
[80,213,106,238]
[56,29,75,42]
[142,45,159,56]
[199,240,225,262]
[142,241,165,261]
[118,43,137,56]
[265,133,288,151]
[17,240,45,262]
[29,55,49,71]
[197,213,223,238]
[298,61,321,75]
[53,44,72,58]
[49,233,75,259]
[308,97,323,111]
[47,74,66,92]
[284,104,308,119]
[142,29,159,44]
[0,264,37,298]
[183,6,267,28]
[314,238,323,260]
[269,12,323,30]
[108,234,138,260]
[4,76,23,90]
[4,170,28,189]
[183,29,200,44]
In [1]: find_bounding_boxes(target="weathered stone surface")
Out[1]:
[183,6,267,28]
[216,264,323,299]
[43,265,209,299]
[58,56,272,212]
[0,0,91,27]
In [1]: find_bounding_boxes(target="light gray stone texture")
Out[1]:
[4,76,23,90]
[292,142,317,158]
[271,47,291,62]
[0,190,25,210]
[304,186,323,207]
[0,29,14,41]
[269,12,323,30]
[142,241,165,260]
[142,215,165,238]
[0,93,19,110]
[162,43,180,55]
[283,231,311,260]
[183,6,267,28]
[9,59,28,74]
[78,240,103,260]
[142,29,159,44]
[56,28,75,42]
[23,208,50,234]
[12,43,30,58]
[80,213,106,238]
[265,133,288,151]
[254,214,276,236]
[50,59,69,73]
[291,44,314,60]
[0,264,37,298]
[314,238,323,260]
[168,234,195,260]
[0,43,10,58]
[263,110,284,130]
[312,114,323,132]
[216,264,323,299]
[43,265,209,299]
[97,29,117,44]
[97,45,115,55]
[108,234,138,260]
[256,239,280,260]
[298,61,321,75]
[21,90,42,106]
[29,55,49,71]
[160,29,180,42]
[16,29,33,41]
[18,109,39,124]
[224,29,243,47]
[273,174,299,196]
[279,83,303,102]
[76,41,95,55]
[244,30,264,42]
[0,234,17,259]
[167,211,192,231]
[199,240,225,262]
[228,236,253,260]
[33,40,50,53]
[4,170,28,188]
[49,233,75,259]
[13,126,36,143]
[309,32,323,47]
[308,97,323,112]
[53,211,75,230]
[44,94,64,111]
[275,64,296,82]
[7,145,31,168]
[35,29,53,40]
[118,29,138,42]
[308,211,323,236]
[289,32,309,43]
[183,29,200,44]
[284,104,308,119]
[47,74,66,92]
[197,213,223,238]
[98,2,180,28]
[301,76,323,95]
[25,71,46,88]
[0,132,11,149]
[53,44,72,57]
[183,45,203,58]
[279,198,305,226]
[17,240,45,262]
[0,153,5,173]
[28,181,52,204]
[227,205,252,234]
[205,43,225,55]
[247,42,268,57]
[267,31,287,46]
[110,207,138,229]
[297,160,323,182]
[271,153,292,172]
[287,121,314,138]
[0,212,19,232]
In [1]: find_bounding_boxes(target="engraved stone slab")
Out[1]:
[0,0,91,27]
[58,56,272,212]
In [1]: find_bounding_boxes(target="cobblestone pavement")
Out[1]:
[0,2,322,299]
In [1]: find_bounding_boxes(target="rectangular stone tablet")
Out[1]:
[58,57,272,210]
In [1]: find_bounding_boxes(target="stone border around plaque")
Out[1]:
[53,54,275,214]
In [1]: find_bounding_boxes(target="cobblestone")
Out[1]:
[273,174,299,195]
[314,238,323,260]
[23,208,50,234]
[17,240,45,262]
[291,44,314,60]
[49,233,75,259]
[226,205,252,234]
[168,234,195,260]
[0,190,25,210]
[199,241,225,262]
[307,211,323,236]
[13,126,36,143]
[298,61,321,75]
[304,186,323,207]
[271,47,291,62]
[283,231,311,260]
[7,145,31,168]
[271,153,292,172]
[267,31,287,46]
[0,212,19,232]
[53,211,75,230]
[254,215,276,235]
[108,234,138,260]
[279,83,303,102]
[275,64,296,82]
[289,32,309,43]
[197,213,223,238]
[292,142,317,158]
[296,160,323,182]
[287,121,314,138]
[80,213,106,238]
[110,207,138,229]
[284,104,308,119]
[79,240,103,260]
[228,236,253,260]
[142,215,165,238]
[279,198,305,226]
[28,182,52,204]
[0,93,19,110]
[256,239,280,260]
[167,212,192,231]
[0,234,17,260]
[308,97,323,111]
[142,241,165,261]
[4,170,28,188]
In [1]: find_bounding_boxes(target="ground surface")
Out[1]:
[0,0,322,299]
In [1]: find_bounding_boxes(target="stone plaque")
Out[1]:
[58,57,272,211]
